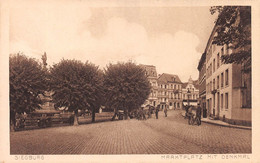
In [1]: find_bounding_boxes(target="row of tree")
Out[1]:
[10,53,151,130]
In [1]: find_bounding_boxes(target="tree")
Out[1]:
[210,6,251,107]
[103,62,151,120]
[210,6,251,72]
[9,53,48,131]
[49,59,103,125]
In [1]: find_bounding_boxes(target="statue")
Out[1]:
[41,52,47,68]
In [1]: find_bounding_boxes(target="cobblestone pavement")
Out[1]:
[10,110,251,154]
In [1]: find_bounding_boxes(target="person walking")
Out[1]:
[196,103,202,125]
[164,106,168,117]
[155,105,159,119]
[148,106,152,118]
[185,105,189,119]
[187,106,193,125]
[142,108,147,120]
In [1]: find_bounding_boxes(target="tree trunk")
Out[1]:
[10,111,16,132]
[73,110,79,126]
[10,119,15,132]
[124,109,128,120]
[91,107,95,123]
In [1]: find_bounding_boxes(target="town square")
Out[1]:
[1,1,258,162]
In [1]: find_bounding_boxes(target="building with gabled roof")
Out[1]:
[182,77,199,107]
[157,73,183,110]
[139,64,158,107]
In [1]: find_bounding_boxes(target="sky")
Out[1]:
[9,1,218,82]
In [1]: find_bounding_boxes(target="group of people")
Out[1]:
[137,104,168,120]
[185,103,202,126]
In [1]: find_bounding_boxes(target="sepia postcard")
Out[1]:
[1,0,260,162]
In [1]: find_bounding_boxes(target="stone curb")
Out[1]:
[181,112,251,130]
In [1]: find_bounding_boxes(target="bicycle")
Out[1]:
[187,113,194,125]
[191,115,201,126]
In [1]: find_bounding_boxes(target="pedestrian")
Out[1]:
[155,105,159,119]
[142,108,146,120]
[148,106,152,118]
[187,106,193,125]
[196,103,202,125]
[185,105,189,119]
[164,106,168,117]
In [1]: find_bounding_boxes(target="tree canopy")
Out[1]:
[49,59,103,125]
[10,53,48,129]
[210,6,251,72]
[103,62,151,119]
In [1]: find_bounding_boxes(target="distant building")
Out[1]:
[203,22,251,125]
[157,73,182,110]
[182,77,199,107]
[140,65,158,107]
[197,52,207,117]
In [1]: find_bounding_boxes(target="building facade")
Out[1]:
[182,77,199,107]
[157,73,182,110]
[197,52,207,117]
[140,65,158,107]
[204,25,251,125]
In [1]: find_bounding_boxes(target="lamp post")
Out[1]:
[187,89,191,106]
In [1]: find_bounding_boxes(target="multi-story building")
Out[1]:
[182,77,199,107]
[197,52,207,117]
[140,65,158,107]
[204,24,251,125]
[157,73,182,110]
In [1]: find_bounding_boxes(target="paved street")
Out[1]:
[10,110,251,154]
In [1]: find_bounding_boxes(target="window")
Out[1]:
[217,76,219,89]
[225,93,229,109]
[221,47,224,65]
[171,84,173,89]
[225,69,229,86]
[165,85,167,89]
[217,53,220,68]
[221,72,224,88]
[213,94,215,107]
[213,79,215,90]
[213,59,215,72]
[221,94,223,110]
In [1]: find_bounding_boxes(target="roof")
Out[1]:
[139,64,157,77]
[182,80,199,90]
[139,64,156,68]
[197,52,206,71]
[182,82,188,89]
[157,73,182,84]
[193,80,199,89]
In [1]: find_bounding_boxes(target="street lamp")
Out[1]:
[187,89,191,106]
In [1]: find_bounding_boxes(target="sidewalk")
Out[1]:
[181,111,251,130]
